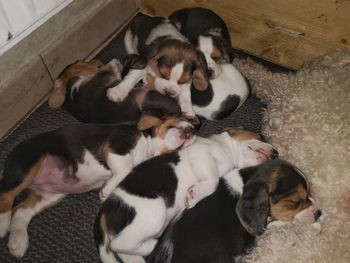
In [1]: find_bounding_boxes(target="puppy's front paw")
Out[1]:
[99,184,115,202]
[185,186,197,209]
[107,86,129,102]
[109,59,123,80]
[8,229,29,258]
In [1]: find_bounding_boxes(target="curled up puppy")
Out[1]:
[106,13,209,118]
[0,116,196,258]
[94,128,279,262]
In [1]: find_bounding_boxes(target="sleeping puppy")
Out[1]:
[147,159,322,263]
[191,62,250,120]
[0,117,196,258]
[48,57,182,124]
[169,8,249,120]
[169,7,234,79]
[106,13,209,118]
[94,128,278,262]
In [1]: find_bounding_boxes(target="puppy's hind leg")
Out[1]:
[0,157,47,238]
[8,191,64,257]
[110,197,167,256]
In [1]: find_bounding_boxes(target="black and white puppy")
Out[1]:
[48,57,182,124]
[94,128,278,262]
[106,13,209,118]
[147,159,322,263]
[0,117,196,258]
[169,7,234,79]
[169,8,249,120]
[191,62,250,120]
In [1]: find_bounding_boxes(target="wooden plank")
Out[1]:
[138,0,350,70]
[0,56,52,139]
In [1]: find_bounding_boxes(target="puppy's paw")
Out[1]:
[185,186,197,209]
[107,86,129,102]
[109,58,123,80]
[8,229,29,258]
[99,184,115,202]
[0,211,11,238]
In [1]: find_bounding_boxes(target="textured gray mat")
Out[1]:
[0,15,267,263]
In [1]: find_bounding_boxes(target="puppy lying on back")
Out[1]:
[94,128,278,262]
[169,8,250,120]
[148,159,322,263]
[0,116,196,258]
[48,57,182,124]
[106,13,209,118]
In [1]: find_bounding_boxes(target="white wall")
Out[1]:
[0,0,73,55]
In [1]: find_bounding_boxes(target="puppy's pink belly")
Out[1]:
[30,155,106,194]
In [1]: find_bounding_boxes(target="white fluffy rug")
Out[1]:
[233,49,350,263]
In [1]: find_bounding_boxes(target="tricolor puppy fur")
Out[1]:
[169,8,249,120]
[107,13,209,118]
[48,57,182,124]
[191,62,250,120]
[147,159,322,263]
[0,116,196,258]
[94,128,278,262]
[169,7,234,79]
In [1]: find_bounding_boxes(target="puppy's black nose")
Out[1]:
[314,209,322,221]
[207,69,214,79]
[272,149,279,159]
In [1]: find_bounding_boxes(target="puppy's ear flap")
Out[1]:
[48,79,66,109]
[193,51,209,91]
[137,114,163,130]
[236,181,270,236]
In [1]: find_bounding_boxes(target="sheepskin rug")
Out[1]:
[232,49,350,263]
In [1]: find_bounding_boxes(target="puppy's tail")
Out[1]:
[94,209,124,263]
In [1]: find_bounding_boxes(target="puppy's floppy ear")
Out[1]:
[193,51,209,91]
[137,114,163,130]
[48,79,66,109]
[236,181,270,236]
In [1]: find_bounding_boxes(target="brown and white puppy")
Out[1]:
[106,13,209,117]
[48,57,183,124]
[0,117,196,258]
[169,7,234,79]
[148,159,322,263]
[94,128,278,262]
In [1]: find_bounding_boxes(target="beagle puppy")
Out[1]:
[169,7,234,79]
[0,117,196,258]
[191,62,250,120]
[94,128,278,262]
[106,13,209,118]
[147,159,322,263]
[169,8,249,120]
[48,57,182,124]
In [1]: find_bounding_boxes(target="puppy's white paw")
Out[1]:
[8,229,29,258]
[0,211,11,238]
[107,86,129,102]
[109,59,123,80]
[99,184,115,202]
[185,186,197,209]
